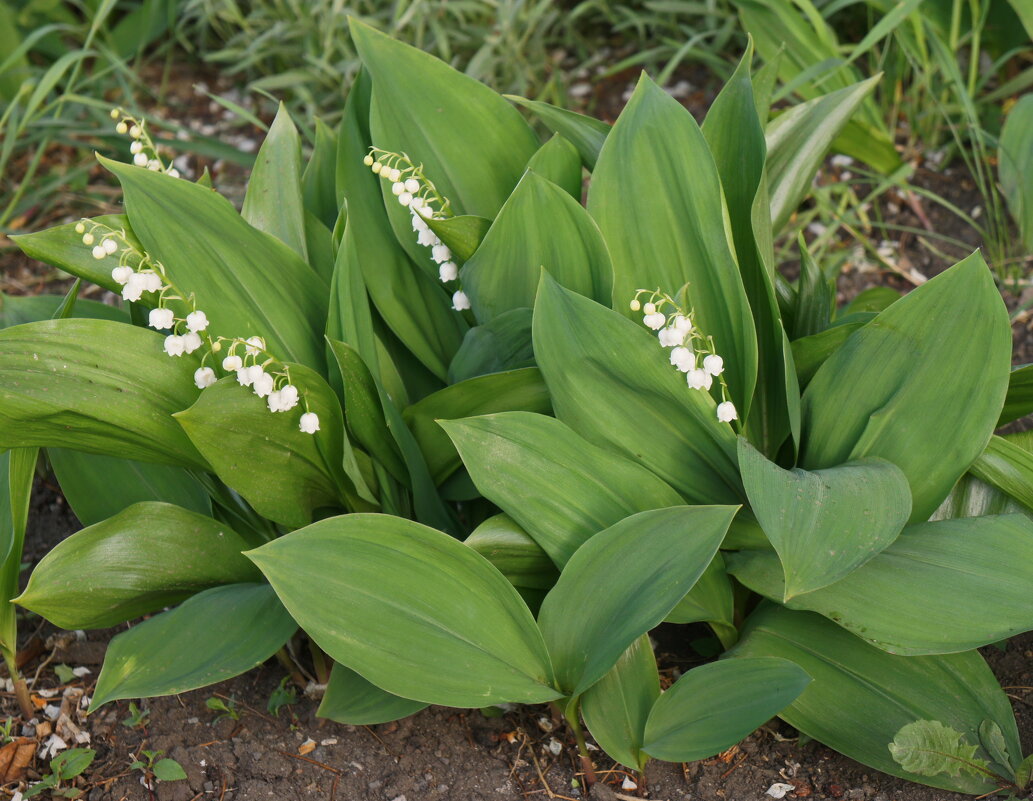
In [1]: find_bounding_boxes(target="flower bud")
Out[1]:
[363,154,374,167]
[130,140,143,154]
[133,152,148,166]
[82,232,94,245]
[629,299,641,311]
[75,222,85,234]
[392,181,405,196]
[372,161,383,174]
[102,238,118,254]
[404,178,420,194]
[115,121,128,135]
[643,302,656,315]
[91,245,106,260]
[398,192,413,206]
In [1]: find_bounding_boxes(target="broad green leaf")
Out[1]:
[49,449,210,527]
[0,447,34,585]
[800,253,1010,521]
[442,412,683,567]
[0,319,205,469]
[999,95,1033,252]
[302,117,339,229]
[351,18,539,261]
[448,308,534,382]
[326,339,406,483]
[969,436,1033,513]
[665,553,736,639]
[404,368,551,485]
[16,502,259,629]
[1005,0,1033,41]
[174,367,351,528]
[889,720,991,780]
[702,43,796,454]
[505,95,611,170]
[242,103,307,259]
[999,364,1033,426]
[462,171,611,322]
[793,239,834,338]
[589,73,758,413]
[318,663,427,725]
[538,505,736,696]
[730,605,1018,795]
[526,134,583,200]
[425,215,492,264]
[931,473,1029,521]
[247,514,560,707]
[152,759,187,782]
[738,439,910,598]
[464,514,559,592]
[790,316,871,386]
[729,514,1033,655]
[336,68,465,380]
[10,214,142,293]
[91,583,296,708]
[101,157,328,371]
[643,657,810,762]
[0,292,126,328]
[842,286,900,317]
[532,275,742,505]
[581,636,659,771]
[766,77,881,233]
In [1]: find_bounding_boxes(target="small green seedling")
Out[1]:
[131,749,187,786]
[121,701,149,729]
[25,747,95,798]
[267,676,298,717]
[206,696,240,722]
[54,664,75,684]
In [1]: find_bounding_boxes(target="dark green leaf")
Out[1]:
[526,134,583,200]
[318,663,427,725]
[505,95,611,170]
[448,308,534,382]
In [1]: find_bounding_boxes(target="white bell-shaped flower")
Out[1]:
[111,266,133,285]
[139,272,163,293]
[91,245,106,260]
[452,290,471,311]
[299,412,320,434]
[703,354,724,376]
[673,314,692,333]
[417,229,439,247]
[687,368,713,391]
[404,178,420,194]
[643,312,666,330]
[391,181,405,196]
[431,244,452,264]
[716,401,738,422]
[670,346,694,372]
[398,192,413,206]
[133,152,148,167]
[102,238,118,254]
[181,332,203,354]
[122,273,149,302]
[278,384,300,411]
[193,367,217,389]
[252,371,275,398]
[438,262,458,282]
[148,308,175,330]
[163,335,186,357]
[223,355,243,372]
[244,336,265,356]
[658,325,685,347]
[236,367,254,387]
[267,390,285,412]
[412,214,429,233]
[186,310,209,332]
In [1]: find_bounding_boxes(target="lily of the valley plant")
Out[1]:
[2,21,1033,796]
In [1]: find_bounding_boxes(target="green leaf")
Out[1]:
[800,253,1011,522]
[643,657,810,762]
[581,636,659,771]
[526,134,583,200]
[442,412,683,567]
[790,316,871,386]
[505,96,611,170]
[49,449,210,526]
[889,720,990,779]
[589,73,758,414]
[448,308,534,382]
[462,172,611,323]
[0,319,205,469]
[247,514,560,707]
[318,663,427,725]
[101,156,328,371]
[242,103,307,259]
[424,215,492,264]
[302,117,340,230]
[970,435,1033,514]
[464,514,559,592]
[738,438,910,599]
[977,719,1012,774]
[702,42,796,455]
[152,759,188,782]
[999,364,1033,426]
[52,747,95,779]
[0,447,35,655]
[174,368,351,528]
[730,604,1017,795]
[532,274,742,505]
[91,583,297,708]
[766,77,881,233]
[336,69,465,380]
[665,553,735,635]
[999,95,1033,252]
[538,505,736,696]
[351,18,538,231]
[404,368,551,485]
[793,239,834,338]
[16,502,260,629]
[0,292,126,328]
[10,214,142,293]
[729,514,1033,655]
[842,286,900,317]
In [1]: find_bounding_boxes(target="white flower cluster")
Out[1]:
[364,148,471,312]
[77,220,319,434]
[110,108,180,177]
[631,289,738,424]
